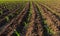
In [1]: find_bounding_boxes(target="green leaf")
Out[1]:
[24,22,27,27]
[14,29,20,36]
[5,16,9,22]
[0,10,3,15]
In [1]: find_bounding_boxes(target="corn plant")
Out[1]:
[0,10,3,15]
[27,13,31,21]
[43,17,56,35]
[24,22,27,28]
[24,13,31,28]
[5,16,10,22]
[14,29,20,36]
[24,7,32,28]
[24,2,32,28]
[44,25,55,35]
[35,2,56,35]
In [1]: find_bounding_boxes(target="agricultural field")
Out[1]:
[38,0,60,16]
[0,0,60,36]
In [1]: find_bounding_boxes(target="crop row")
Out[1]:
[0,2,29,36]
[0,1,60,36]
[35,2,60,36]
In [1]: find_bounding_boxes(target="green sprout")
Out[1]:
[14,29,20,36]
[5,16,10,22]
[44,21,56,35]
[24,22,28,28]
[28,13,31,21]
[44,20,47,25]
[24,10,32,28]
[44,19,56,34]
[49,27,56,34]
[0,10,3,15]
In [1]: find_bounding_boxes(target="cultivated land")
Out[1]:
[0,0,60,36]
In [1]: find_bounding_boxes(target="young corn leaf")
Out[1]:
[24,22,27,28]
[44,20,55,34]
[28,14,31,21]
[45,25,55,34]
[14,29,20,36]
[0,10,3,15]
[49,28,56,34]
[5,16,9,22]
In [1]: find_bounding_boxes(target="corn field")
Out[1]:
[0,0,60,36]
